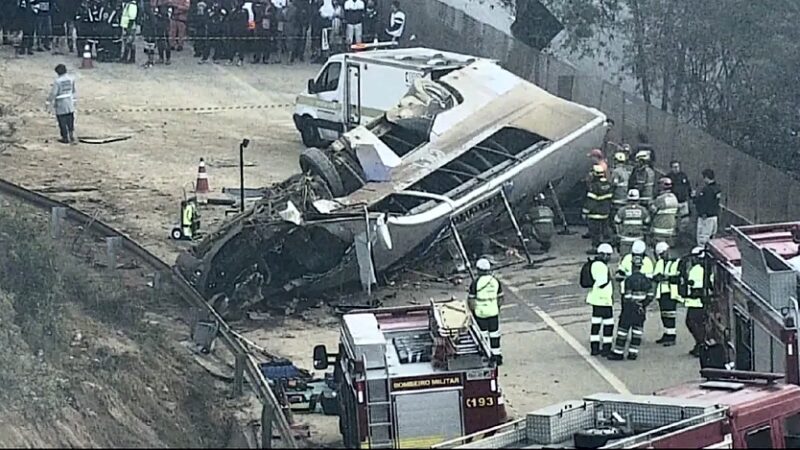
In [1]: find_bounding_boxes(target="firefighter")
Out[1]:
[616,239,654,293]
[610,150,632,217]
[583,164,612,254]
[613,189,650,256]
[653,241,681,346]
[585,243,615,356]
[650,177,679,247]
[607,254,653,361]
[684,246,712,357]
[467,258,503,365]
[628,151,656,207]
[524,193,555,254]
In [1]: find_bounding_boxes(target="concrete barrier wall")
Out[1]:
[404,0,800,225]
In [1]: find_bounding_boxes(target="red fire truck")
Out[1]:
[313,299,507,449]
[431,222,800,449]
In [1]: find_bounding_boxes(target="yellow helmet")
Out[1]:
[592,164,605,176]
[614,151,627,163]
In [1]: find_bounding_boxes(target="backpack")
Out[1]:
[580,258,595,288]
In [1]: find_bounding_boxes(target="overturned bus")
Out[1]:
[176,57,608,311]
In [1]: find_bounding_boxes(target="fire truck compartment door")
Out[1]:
[393,389,463,448]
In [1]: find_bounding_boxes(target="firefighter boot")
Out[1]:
[655,335,668,344]
[606,352,624,361]
[689,344,701,357]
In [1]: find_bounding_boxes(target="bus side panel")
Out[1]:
[462,378,503,435]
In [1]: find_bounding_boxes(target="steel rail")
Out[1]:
[0,178,297,449]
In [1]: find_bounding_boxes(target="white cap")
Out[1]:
[655,242,670,255]
[632,240,646,255]
[597,243,613,255]
[476,258,491,271]
[627,189,640,201]
[691,246,705,256]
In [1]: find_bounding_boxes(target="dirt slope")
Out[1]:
[0,199,235,448]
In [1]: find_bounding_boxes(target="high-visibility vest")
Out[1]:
[586,261,613,307]
[654,257,682,300]
[182,203,194,232]
[474,275,500,318]
[684,263,709,308]
[617,253,654,292]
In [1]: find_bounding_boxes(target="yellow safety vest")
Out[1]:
[474,275,500,318]
[618,254,654,292]
[654,257,682,300]
[182,203,194,230]
[586,261,613,307]
[684,264,708,308]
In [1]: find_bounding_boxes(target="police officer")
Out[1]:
[653,242,681,346]
[583,164,613,254]
[650,178,679,247]
[610,150,632,217]
[17,0,36,55]
[616,239,654,292]
[524,193,555,254]
[468,258,504,365]
[46,63,77,144]
[608,254,653,360]
[629,151,656,208]
[613,189,650,256]
[683,246,712,357]
[585,243,615,356]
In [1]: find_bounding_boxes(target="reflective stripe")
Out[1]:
[657,208,679,214]
[652,228,676,234]
[56,93,73,99]
[587,214,609,219]
[590,335,600,342]
[591,316,602,324]
[624,220,644,225]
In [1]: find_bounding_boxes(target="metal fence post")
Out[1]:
[50,206,66,239]
[105,236,121,268]
[261,404,274,449]
[233,353,245,397]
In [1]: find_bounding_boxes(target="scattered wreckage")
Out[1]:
[176,57,608,312]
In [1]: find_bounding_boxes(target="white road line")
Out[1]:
[500,303,518,310]
[502,282,632,395]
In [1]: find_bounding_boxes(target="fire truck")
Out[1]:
[312,299,507,449]
[430,222,800,449]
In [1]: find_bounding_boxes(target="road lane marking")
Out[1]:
[500,303,518,310]
[502,281,632,395]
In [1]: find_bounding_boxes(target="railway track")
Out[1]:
[0,178,298,449]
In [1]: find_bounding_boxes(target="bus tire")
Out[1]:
[300,147,345,197]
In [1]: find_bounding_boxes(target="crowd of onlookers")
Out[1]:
[0,0,407,65]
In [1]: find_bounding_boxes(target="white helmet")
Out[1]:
[597,243,613,255]
[476,258,491,271]
[632,240,646,255]
[655,242,670,255]
[691,246,705,257]
[627,189,640,201]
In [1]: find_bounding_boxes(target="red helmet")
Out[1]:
[588,148,604,159]
[659,177,673,190]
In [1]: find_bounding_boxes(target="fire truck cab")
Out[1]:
[313,299,506,449]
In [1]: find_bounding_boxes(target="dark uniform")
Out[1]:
[608,258,653,360]
[75,0,103,56]
[524,202,555,253]
[584,174,613,251]
[17,0,36,55]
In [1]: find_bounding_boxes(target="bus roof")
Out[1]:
[346,47,488,72]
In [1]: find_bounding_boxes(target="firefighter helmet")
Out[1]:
[632,240,646,255]
[636,150,650,161]
[588,148,604,159]
[659,177,673,190]
[691,246,705,257]
[655,241,670,255]
[614,151,627,163]
[592,164,605,176]
[627,189,640,201]
[476,258,491,271]
[597,243,613,255]
[536,193,546,201]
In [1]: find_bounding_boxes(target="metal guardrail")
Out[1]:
[0,178,298,449]
[431,419,526,449]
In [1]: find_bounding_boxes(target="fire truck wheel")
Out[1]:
[300,147,345,197]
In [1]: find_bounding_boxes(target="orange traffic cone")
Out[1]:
[195,158,210,194]
[80,44,93,69]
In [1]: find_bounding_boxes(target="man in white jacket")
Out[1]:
[46,63,77,145]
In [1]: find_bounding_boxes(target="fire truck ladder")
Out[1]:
[364,353,394,449]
